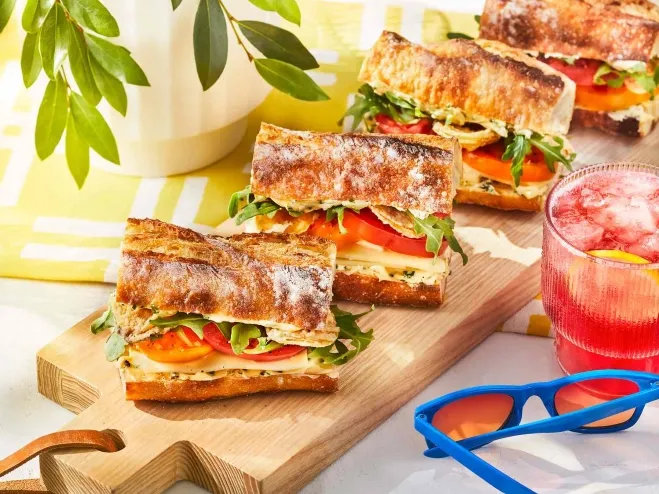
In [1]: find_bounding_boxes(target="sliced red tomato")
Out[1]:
[202,323,305,362]
[463,142,555,185]
[307,218,359,249]
[135,327,214,363]
[542,57,600,86]
[575,84,653,112]
[342,209,446,258]
[375,114,434,134]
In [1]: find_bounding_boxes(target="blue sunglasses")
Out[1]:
[414,370,659,494]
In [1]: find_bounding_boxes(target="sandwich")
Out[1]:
[229,123,466,308]
[90,218,373,402]
[479,0,659,137]
[344,31,577,212]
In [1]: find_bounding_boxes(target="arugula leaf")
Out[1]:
[594,62,658,95]
[339,83,426,130]
[91,306,114,334]
[412,214,468,265]
[229,323,262,355]
[150,312,213,339]
[528,134,575,173]
[447,32,473,40]
[235,199,282,225]
[502,134,532,187]
[325,205,364,234]
[228,184,252,218]
[218,321,233,340]
[104,331,126,361]
[474,14,481,25]
[309,305,374,367]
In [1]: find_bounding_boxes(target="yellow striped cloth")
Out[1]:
[0,1,551,337]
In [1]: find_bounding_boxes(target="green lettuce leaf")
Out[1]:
[91,305,114,334]
[411,214,468,265]
[229,323,263,355]
[150,312,214,339]
[104,331,126,361]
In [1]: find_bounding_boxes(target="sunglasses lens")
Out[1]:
[554,378,640,428]
[432,393,514,441]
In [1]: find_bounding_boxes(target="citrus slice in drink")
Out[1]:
[567,250,659,325]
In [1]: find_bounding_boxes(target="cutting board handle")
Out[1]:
[0,430,121,479]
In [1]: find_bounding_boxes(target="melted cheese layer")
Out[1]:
[460,163,553,199]
[338,241,450,273]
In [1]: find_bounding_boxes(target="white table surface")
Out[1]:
[2,277,659,493]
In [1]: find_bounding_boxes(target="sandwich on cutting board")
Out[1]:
[229,123,466,307]
[480,0,659,137]
[90,218,372,402]
[345,30,576,212]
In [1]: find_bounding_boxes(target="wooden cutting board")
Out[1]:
[34,127,653,494]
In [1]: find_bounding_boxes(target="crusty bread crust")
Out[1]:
[116,219,337,332]
[455,186,544,212]
[571,108,657,137]
[252,123,460,216]
[122,370,338,402]
[481,0,659,64]
[333,271,447,307]
[359,31,575,136]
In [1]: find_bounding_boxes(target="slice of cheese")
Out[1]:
[123,347,313,374]
[460,163,554,200]
[337,241,450,273]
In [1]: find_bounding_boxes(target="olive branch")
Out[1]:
[0,0,327,188]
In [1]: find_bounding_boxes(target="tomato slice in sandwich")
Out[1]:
[463,142,555,185]
[135,327,214,363]
[202,323,306,362]
[374,114,434,134]
[542,58,600,86]
[575,85,653,112]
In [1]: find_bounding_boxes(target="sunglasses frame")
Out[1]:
[414,370,659,494]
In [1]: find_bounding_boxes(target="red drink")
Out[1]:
[542,163,659,382]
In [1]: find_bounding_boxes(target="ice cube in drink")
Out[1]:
[542,163,659,384]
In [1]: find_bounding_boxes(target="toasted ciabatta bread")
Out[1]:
[333,271,447,307]
[121,368,338,402]
[115,218,338,344]
[252,123,460,216]
[358,31,575,137]
[571,98,659,137]
[480,0,659,65]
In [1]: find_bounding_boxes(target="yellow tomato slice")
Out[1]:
[463,148,555,185]
[135,328,214,363]
[576,85,652,112]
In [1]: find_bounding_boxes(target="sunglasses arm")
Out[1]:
[415,416,535,494]
[432,385,659,455]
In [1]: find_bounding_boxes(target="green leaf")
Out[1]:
[218,321,232,340]
[62,0,119,37]
[0,0,16,33]
[90,306,114,334]
[23,0,52,33]
[326,205,363,234]
[474,14,481,24]
[150,312,213,339]
[339,92,370,130]
[90,56,127,116]
[70,91,120,164]
[339,83,423,129]
[528,133,575,173]
[412,214,467,265]
[228,184,252,218]
[238,20,318,70]
[275,0,300,25]
[254,58,329,101]
[21,31,42,88]
[104,331,126,361]
[248,0,275,10]
[243,337,283,354]
[235,199,282,225]
[193,0,228,91]
[309,305,374,367]
[229,324,262,355]
[86,33,149,86]
[65,114,89,188]
[35,75,68,160]
[447,32,473,40]
[68,25,101,106]
[171,0,183,9]
[502,134,531,187]
[40,3,68,80]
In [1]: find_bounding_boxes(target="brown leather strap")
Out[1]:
[0,430,120,479]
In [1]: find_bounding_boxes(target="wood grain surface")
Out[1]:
[34,126,658,494]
